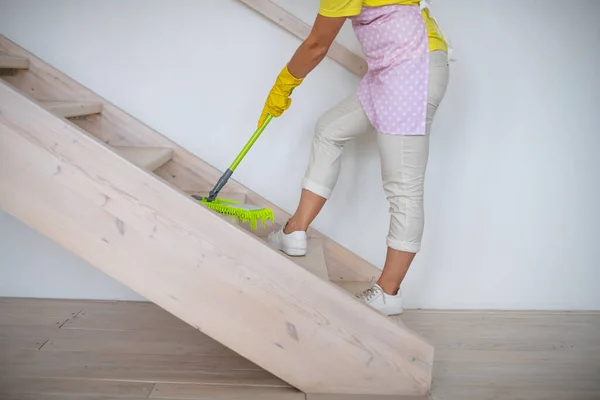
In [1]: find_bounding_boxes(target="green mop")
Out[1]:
[192,114,275,229]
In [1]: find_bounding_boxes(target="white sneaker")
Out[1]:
[355,284,403,316]
[267,226,307,256]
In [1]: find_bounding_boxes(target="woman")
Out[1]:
[259,0,450,316]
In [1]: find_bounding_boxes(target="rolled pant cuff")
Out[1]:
[301,178,333,200]
[387,238,421,253]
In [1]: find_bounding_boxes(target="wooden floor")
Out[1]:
[0,298,598,400]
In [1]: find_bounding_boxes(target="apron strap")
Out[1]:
[420,0,455,62]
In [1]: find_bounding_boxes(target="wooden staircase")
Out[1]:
[0,35,434,397]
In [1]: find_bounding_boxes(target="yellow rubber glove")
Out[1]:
[258,65,304,128]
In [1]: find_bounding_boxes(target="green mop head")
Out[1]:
[192,114,277,229]
[194,196,275,229]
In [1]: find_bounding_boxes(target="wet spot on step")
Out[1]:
[286,322,299,341]
[116,218,125,235]
[101,238,109,243]
[275,343,284,349]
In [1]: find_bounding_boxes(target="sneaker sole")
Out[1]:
[267,238,307,257]
[281,248,307,257]
[380,307,404,316]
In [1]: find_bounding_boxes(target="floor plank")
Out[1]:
[2,350,288,387]
[0,298,82,318]
[306,395,425,400]
[402,311,600,400]
[0,313,70,329]
[150,383,304,399]
[41,328,236,356]
[0,396,154,400]
[430,387,600,400]
[0,336,47,351]
[0,377,153,398]
[1,298,599,400]
[61,302,191,331]
[0,324,233,356]
[402,310,600,353]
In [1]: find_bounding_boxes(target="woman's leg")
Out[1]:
[376,50,450,296]
[269,95,373,253]
[376,133,430,295]
[283,189,326,233]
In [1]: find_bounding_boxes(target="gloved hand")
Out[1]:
[258,65,304,128]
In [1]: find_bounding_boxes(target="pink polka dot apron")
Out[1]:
[352,5,429,135]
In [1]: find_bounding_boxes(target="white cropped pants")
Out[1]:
[302,51,449,253]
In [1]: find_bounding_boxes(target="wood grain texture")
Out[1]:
[0,336,48,352]
[0,297,81,319]
[0,377,154,398]
[0,33,381,284]
[238,0,367,77]
[407,310,600,400]
[284,238,329,280]
[332,280,372,295]
[0,395,153,400]
[150,383,304,399]
[0,313,70,329]
[41,330,235,356]
[113,146,174,171]
[0,53,29,69]
[40,101,103,118]
[323,242,380,282]
[0,81,433,395]
[307,395,426,400]
[2,299,600,400]
[59,301,193,331]
[2,350,284,386]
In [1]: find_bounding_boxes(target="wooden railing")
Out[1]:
[238,0,367,77]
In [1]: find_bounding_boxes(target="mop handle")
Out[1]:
[229,114,273,172]
[206,114,273,202]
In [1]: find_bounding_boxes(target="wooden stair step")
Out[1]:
[333,280,372,295]
[186,193,326,281]
[185,195,326,280]
[306,394,424,400]
[41,101,102,118]
[0,54,29,69]
[283,237,329,280]
[113,146,174,172]
[0,36,436,396]
[242,221,281,240]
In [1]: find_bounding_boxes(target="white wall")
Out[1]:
[1,0,598,310]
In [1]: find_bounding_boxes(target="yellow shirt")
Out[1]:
[318,0,447,53]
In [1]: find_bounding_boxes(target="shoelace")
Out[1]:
[355,286,382,303]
